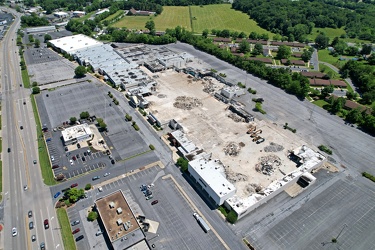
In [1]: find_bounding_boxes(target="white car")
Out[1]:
[103,172,110,177]
[98,186,103,192]
[69,159,74,165]
[51,156,54,161]
[12,227,17,237]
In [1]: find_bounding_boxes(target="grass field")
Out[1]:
[308,27,346,41]
[113,6,191,31]
[57,208,76,250]
[318,50,347,69]
[21,69,30,88]
[319,63,340,79]
[190,4,272,35]
[103,10,124,22]
[313,99,330,109]
[31,95,56,186]
[112,4,272,35]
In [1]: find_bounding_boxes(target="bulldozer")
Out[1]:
[253,135,262,142]
[250,129,262,138]
[246,125,256,134]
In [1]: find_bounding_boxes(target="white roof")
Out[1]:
[171,130,197,154]
[54,11,68,16]
[61,123,92,141]
[189,157,236,198]
[49,34,102,54]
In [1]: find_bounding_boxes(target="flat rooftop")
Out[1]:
[49,34,102,54]
[95,190,144,249]
[189,157,236,199]
[61,123,92,141]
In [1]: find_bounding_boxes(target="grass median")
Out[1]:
[57,208,76,250]
[30,95,56,185]
[21,69,30,88]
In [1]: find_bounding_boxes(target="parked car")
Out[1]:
[69,159,74,165]
[71,183,78,188]
[77,143,81,148]
[104,172,110,177]
[31,235,36,242]
[98,186,103,192]
[151,200,159,205]
[20,125,23,130]
[33,160,37,164]
[71,220,80,226]
[75,235,84,241]
[28,210,32,218]
[46,138,51,142]
[12,227,17,237]
[72,156,76,161]
[44,219,49,229]
[29,221,34,230]
[76,154,80,158]
[111,159,115,164]
[146,195,153,200]
[82,156,86,161]
[65,146,68,151]
[54,191,61,198]
[52,165,59,169]
[83,152,87,156]
[72,228,80,234]
[7,148,10,153]
[40,242,45,250]
[50,155,54,161]
[95,229,103,236]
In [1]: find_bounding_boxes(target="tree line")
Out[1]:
[232,0,375,42]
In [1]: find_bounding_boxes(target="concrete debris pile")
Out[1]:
[264,142,284,152]
[223,142,241,156]
[255,154,281,176]
[224,166,248,183]
[245,183,264,195]
[173,96,203,110]
[228,113,245,123]
[202,81,216,94]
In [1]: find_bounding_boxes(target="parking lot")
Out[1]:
[36,81,150,162]
[64,165,225,250]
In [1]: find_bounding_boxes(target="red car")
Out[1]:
[44,219,49,229]
[72,156,76,161]
[151,200,159,205]
[52,165,59,169]
[71,183,78,188]
[72,228,80,234]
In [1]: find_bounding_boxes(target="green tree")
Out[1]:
[80,111,90,119]
[252,43,263,56]
[321,84,334,98]
[70,117,77,124]
[360,44,372,55]
[145,20,155,35]
[44,34,52,43]
[65,188,84,203]
[301,49,312,62]
[330,97,345,114]
[249,31,258,40]
[87,211,98,221]
[333,40,347,55]
[85,184,92,190]
[176,157,188,172]
[315,33,329,49]
[34,38,40,48]
[32,81,38,87]
[226,210,238,224]
[239,40,250,53]
[202,29,209,38]
[368,54,375,65]
[345,108,363,124]
[345,46,358,56]
[32,86,40,94]
[276,45,291,59]
[74,66,86,78]
[346,90,358,100]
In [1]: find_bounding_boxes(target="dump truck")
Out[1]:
[193,213,210,233]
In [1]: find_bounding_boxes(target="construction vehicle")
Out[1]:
[250,129,262,137]
[253,135,262,142]
[246,125,256,134]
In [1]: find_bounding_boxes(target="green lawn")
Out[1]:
[103,10,124,22]
[113,6,191,31]
[190,4,273,35]
[112,4,273,35]
[318,50,347,69]
[56,208,76,250]
[319,63,340,79]
[78,11,96,22]
[313,99,329,108]
[31,95,56,185]
[21,69,30,88]
[308,27,346,41]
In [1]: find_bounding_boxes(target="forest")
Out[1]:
[232,0,375,42]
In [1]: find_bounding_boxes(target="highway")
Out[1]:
[0,8,63,250]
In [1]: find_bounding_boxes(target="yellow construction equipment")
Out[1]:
[250,129,262,138]
[253,136,262,142]
[246,125,256,134]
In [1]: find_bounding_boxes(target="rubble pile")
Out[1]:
[255,154,282,176]
[223,142,241,156]
[245,183,264,195]
[264,142,284,152]
[224,166,248,183]
[173,96,203,110]
[228,113,245,123]
[202,81,216,94]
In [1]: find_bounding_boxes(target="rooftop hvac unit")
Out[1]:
[116,219,123,226]
[109,201,115,208]
[116,207,123,214]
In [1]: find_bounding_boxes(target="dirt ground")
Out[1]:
[146,70,307,198]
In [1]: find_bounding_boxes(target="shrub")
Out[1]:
[318,145,332,155]
[149,144,155,150]
[113,99,119,105]
[139,108,147,116]
[64,200,71,207]
[237,82,246,88]
[255,102,266,114]
[125,114,132,121]
[362,172,375,182]
[85,184,92,190]
[32,86,40,94]
[87,211,98,221]
[226,210,238,224]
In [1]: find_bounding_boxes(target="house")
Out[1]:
[213,37,232,43]
[53,11,69,18]
[72,11,86,17]
[263,48,272,57]
[247,57,273,64]
[301,71,328,79]
[280,59,305,66]
[247,39,268,45]
[328,95,372,114]
[129,8,153,16]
